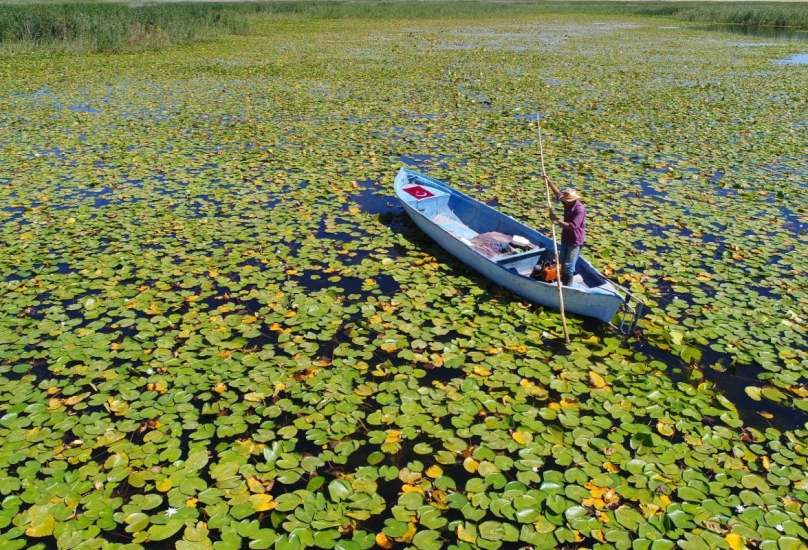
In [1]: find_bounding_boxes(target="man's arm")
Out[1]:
[544,175,565,225]
[543,175,561,198]
[551,213,569,229]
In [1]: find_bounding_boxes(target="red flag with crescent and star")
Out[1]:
[403,185,435,200]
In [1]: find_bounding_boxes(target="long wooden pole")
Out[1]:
[536,115,570,344]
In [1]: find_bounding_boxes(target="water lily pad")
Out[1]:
[411,529,442,550]
[124,512,150,533]
[148,518,184,541]
[383,519,409,538]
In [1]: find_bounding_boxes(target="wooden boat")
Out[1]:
[394,167,641,329]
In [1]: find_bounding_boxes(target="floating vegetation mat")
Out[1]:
[1,12,808,550]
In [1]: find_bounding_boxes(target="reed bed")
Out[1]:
[1,1,807,53]
[674,2,808,29]
[0,2,247,52]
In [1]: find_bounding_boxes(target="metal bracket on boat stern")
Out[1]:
[610,281,645,335]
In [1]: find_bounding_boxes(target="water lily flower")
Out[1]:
[146,368,154,375]
[166,507,178,517]
[735,505,745,513]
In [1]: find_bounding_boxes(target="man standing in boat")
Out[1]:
[544,175,585,286]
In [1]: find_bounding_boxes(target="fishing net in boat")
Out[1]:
[470,232,513,258]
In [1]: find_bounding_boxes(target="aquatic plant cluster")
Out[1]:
[1,6,808,550]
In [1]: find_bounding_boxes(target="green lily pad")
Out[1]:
[124,512,150,533]
[383,519,409,538]
[148,519,184,541]
[412,529,442,550]
[615,506,645,531]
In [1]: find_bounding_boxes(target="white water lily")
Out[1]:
[166,507,178,517]
[735,505,745,513]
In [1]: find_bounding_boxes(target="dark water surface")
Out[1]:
[692,23,808,64]
[696,23,808,41]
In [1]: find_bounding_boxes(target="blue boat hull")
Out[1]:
[394,167,626,323]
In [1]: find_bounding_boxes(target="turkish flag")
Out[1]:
[403,185,435,200]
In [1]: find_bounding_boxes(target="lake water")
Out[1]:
[775,52,808,65]
[692,24,808,65]
[696,23,808,41]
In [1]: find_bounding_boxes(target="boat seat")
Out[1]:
[411,192,451,218]
[494,247,546,265]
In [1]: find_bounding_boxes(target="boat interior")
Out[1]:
[404,183,605,288]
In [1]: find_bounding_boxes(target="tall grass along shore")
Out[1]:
[1,1,808,53]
